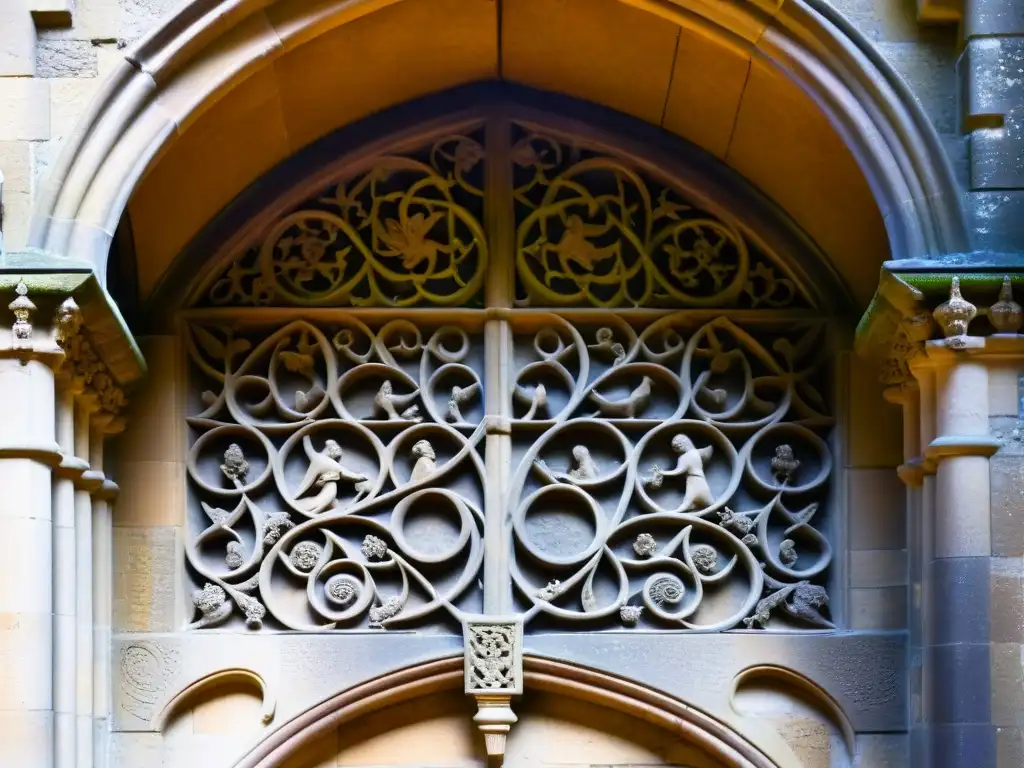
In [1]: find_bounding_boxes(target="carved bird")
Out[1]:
[374,380,422,422]
[588,376,653,418]
[588,327,626,366]
[447,382,480,423]
[513,382,548,420]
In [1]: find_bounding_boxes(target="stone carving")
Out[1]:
[8,280,35,352]
[409,439,437,482]
[933,276,977,346]
[511,125,807,309]
[119,641,181,722]
[294,437,370,514]
[185,319,485,631]
[466,624,517,690]
[507,314,834,631]
[632,533,657,557]
[54,297,82,347]
[58,320,128,415]
[642,434,715,511]
[743,571,833,629]
[989,276,1023,333]
[771,444,800,484]
[201,131,487,308]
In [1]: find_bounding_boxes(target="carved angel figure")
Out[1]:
[536,445,600,484]
[643,434,715,511]
[410,439,437,483]
[293,437,370,514]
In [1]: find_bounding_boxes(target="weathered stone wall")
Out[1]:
[0,0,967,255]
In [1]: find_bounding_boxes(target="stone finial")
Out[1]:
[8,280,36,351]
[933,277,977,346]
[990,276,1023,334]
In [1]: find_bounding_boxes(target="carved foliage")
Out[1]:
[184,318,486,631]
[512,125,802,309]
[507,314,835,631]
[202,129,487,308]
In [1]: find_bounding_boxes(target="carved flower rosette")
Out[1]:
[183,318,487,630]
[507,313,835,631]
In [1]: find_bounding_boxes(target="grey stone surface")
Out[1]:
[926,557,991,645]
[990,454,1024,557]
[829,0,921,42]
[966,0,1024,38]
[877,39,959,134]
[997,726,1024,766]
[924,643,992,724]
[929,724,997,768]
[854,733,908,766]
[990,557,1024,644]
[849,586,908,630]
[112,526,178,633]
[849,549,908,588]
[969,191,1024,251]
[526,632,907,731]
[991,642,1024,726]
[848,469,907,550]
[964,38,1024,192]
[34,39,97,78]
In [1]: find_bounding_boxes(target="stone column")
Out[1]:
[860,269,1024,767]
[0,258,144,768]
[0,282,69,768]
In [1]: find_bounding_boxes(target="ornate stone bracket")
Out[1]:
[463,616,523,766]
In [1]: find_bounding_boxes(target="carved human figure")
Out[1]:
[643,434,714,511]
[294,437,370,514]
[536,445,600,484]
[410,439,437,483]
[374,379,421,422]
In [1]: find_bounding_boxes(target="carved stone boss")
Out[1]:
[180,121,837,763]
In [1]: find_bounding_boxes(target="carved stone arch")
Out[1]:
[230,655,793,768]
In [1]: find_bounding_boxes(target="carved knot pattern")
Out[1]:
[184,318,486,631]
[508,314,834,632]
[511,125,804,309]
[465,622,521,692]
[200,128,487,308]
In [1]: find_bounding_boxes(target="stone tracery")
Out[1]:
[183,117,835,635]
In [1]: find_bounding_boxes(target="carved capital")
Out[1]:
[858,263,1024,387]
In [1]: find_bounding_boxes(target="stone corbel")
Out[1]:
[463,616,523,766]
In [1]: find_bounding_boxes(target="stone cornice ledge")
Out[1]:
[855,254,1024,387]
[925,435,1002,466]
[0,248,146,388]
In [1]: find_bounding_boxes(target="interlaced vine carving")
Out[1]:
[182,117,835,636]
[507,314,834,631]
[184,318,486,630]
[512,125,802,309]
[201,128,487,308]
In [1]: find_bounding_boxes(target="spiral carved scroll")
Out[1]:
[184,319,486,630]
[507,314,835,631]
[512,125,803,309]
[201,129,487,308]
